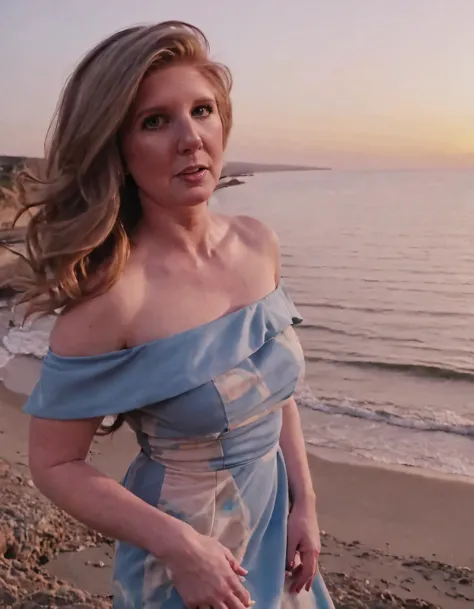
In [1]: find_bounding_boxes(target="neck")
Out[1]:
[135,198,219,260]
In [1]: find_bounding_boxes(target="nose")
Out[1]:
[176,117,203,155]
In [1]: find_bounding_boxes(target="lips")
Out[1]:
[177,165,208,176]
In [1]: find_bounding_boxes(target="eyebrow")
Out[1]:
[134,97,216,122]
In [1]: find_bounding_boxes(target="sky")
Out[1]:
[1,0,474,170]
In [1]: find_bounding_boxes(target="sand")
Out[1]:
[1,382,473,608]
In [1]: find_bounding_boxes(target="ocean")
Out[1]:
[216,169,474,478]
[1,169,473,478]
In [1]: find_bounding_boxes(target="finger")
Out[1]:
[230,562,248,577]
[305,555,319,591]
[224,594,254,609]
[224,548,248,577]
[293,551,317,594]
[286,533,298,571]
[229,575,252,607]
[289,563,303,594]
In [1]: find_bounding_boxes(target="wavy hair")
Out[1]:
[7,21,233,320]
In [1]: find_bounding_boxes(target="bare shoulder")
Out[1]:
[49,283,131,357]
[230,214,280,252]
[228,214,281,282]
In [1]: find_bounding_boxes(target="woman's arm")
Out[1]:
[29,416,189,559]
[29,416,251,607]
[29,290,182,553]
[27,291,252,608]
[279,397,316,507]
[279,398,321,594]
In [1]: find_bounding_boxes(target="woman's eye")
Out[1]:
[142,114,166,130]
[193,104,213,118]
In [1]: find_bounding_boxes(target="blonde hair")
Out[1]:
[8,21,233,318]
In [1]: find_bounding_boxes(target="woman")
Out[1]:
[13,21,334,609]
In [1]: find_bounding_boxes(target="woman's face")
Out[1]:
[121,64,224,210]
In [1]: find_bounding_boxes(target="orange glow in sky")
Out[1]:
[1,0,474,169]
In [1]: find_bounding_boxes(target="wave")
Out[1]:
[295,387,474,438]
[287,272,474,289]
[296,300,471,318]
[306,355,474,382]
[284,261,473,279]
[2,320,54,359]
[298,323,424,344]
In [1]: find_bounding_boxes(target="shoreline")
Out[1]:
[305,445,474,570]
[2,354,473,488]
[1,383,473,608]
[2,348,473,489]
[307,443,474,487]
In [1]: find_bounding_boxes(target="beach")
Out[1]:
[1,385,473,609]
[1,171,474,608]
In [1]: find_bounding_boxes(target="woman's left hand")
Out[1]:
[286,499,321,594]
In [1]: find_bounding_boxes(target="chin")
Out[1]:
[176,184,216,207]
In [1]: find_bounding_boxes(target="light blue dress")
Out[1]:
[24,283,334,609]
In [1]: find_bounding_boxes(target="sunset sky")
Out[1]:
[1,0,474,169]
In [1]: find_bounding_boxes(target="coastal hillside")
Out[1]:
[0,156,43,184]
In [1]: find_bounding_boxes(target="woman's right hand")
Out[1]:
[164,526,253,608]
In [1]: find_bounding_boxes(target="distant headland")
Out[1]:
[0,155,330,188]
[222,161,330,177]
[218,161,331,189]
